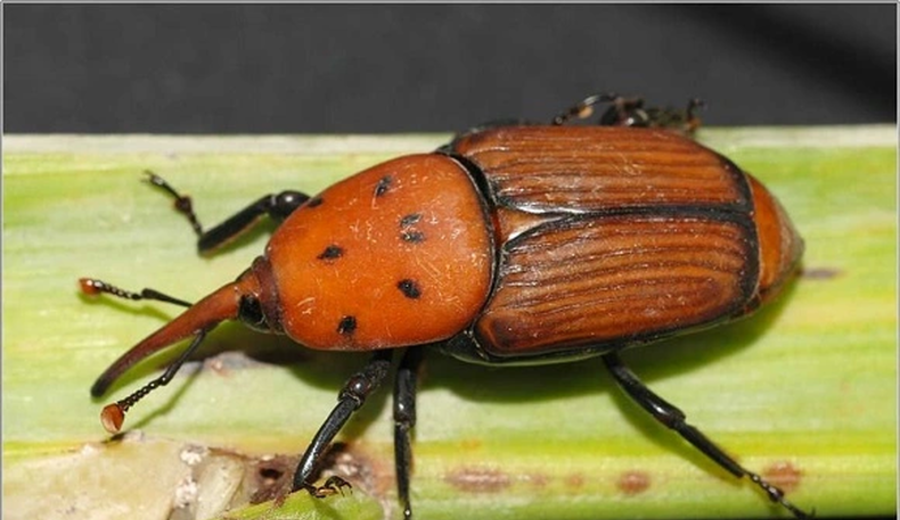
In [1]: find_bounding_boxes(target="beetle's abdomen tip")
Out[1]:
[749,175,803,301]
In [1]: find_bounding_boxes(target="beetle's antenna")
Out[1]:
[100,330,207,433]
[80,277,192,308]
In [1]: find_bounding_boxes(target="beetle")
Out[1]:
[83,93,809,519]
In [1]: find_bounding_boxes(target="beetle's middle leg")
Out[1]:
[144,171,310,253]
[292,350,393,497]
[393,347,425,520]
[602,352,811,519]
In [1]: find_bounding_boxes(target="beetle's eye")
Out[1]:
[238,295,269,333]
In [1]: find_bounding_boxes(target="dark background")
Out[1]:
[4,4,897,134]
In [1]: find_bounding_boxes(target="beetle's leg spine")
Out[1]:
[292,350,393,495]
[602,352,811,519]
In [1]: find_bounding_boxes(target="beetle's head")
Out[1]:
[90,256,282,433]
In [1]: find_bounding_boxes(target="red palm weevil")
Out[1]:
[83,94,809,519]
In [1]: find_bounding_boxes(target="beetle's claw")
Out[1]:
[324,475,353,496]
[304,476,353,498]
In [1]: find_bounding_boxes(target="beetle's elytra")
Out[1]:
[84,94,809,518]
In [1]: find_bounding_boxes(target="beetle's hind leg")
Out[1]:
[602,352,811,519]
[553,94,704,136]
[144,171,310,253]
[393,348,425,520]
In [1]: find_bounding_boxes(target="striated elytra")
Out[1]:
[85,94,809,519]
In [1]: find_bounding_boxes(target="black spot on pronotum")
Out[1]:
[375,176,392,197]
[399,213,425,243]
[317,245,344,260]
[400,213,421,227]
[397,279,422,299]
[307,196,323,208]
[401,230,425,243]
[337,316,357,335]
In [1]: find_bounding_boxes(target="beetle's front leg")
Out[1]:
[292,350,393,496]
[602,352,811,519]
[144,171,310,253]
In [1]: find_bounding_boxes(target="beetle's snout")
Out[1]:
[91,280,245,398]
[89,261,286,434]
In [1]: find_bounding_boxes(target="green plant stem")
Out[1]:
[2,128,896,520]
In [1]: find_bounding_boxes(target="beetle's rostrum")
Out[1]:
[84,94,809,518]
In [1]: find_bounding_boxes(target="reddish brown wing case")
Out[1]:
[451,126,800,358]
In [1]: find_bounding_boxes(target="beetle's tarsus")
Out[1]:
[324,475,353,496]
[749,471,812,518]
[144,170,204,237]
[303,476,352,498]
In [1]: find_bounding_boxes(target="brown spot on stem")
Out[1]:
[801,267,842,280]
[565,473,585,490]
[250,454,299,504]
[328,442,384,496]
[763,461,802,493]
[617,470,651,496]
[526,473,549,488]
[445,467,511,493]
